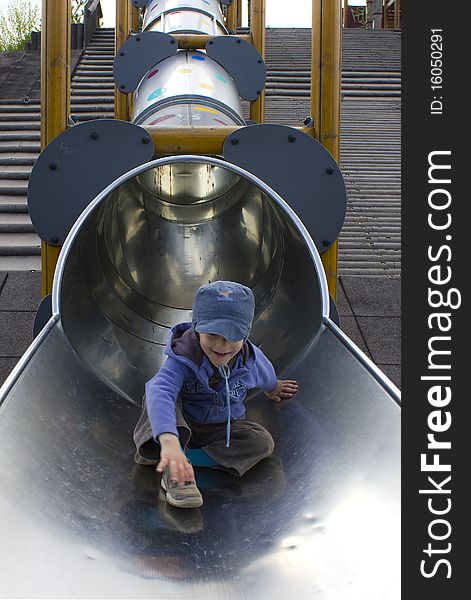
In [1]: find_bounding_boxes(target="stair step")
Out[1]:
[0,167,32,180]
[0,196,29,213]
[0,142,41,153]
[0,214,34,233]
[0,154,37,166]
[0,233,41,254]
[0,255,41,269]
[0,181,28,195]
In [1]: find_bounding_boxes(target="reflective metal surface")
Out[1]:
[0,157,400,598]
[143,0,227,36]
[59,159,321,403]
[132,50,244,126]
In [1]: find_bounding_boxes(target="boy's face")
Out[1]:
[199,333,244,367]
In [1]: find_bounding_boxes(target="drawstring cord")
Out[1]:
[218,364,231,447]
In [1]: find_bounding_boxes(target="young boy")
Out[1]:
[133,281,299,509]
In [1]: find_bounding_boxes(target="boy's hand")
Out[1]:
[157,433,195,485]
[265,379,299,404]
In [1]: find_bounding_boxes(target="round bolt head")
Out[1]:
[142,137,150,144]
[230,138,239,145]
[322,239,331,247]
[288,135,296,143]
[49,164,57,171]
[326,166,334,174]
[90,132,99,140]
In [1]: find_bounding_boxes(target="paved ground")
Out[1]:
[0,271,401,390]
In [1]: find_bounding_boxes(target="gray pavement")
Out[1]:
[0,271,401,390]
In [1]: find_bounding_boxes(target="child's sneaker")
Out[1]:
[160,468,203,508]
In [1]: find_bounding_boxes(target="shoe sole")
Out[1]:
[161,477,203,509]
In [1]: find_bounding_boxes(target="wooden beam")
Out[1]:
[40,0,71,295]
[394,0,401,29]
[115,0,131,121]
[173,34,252,48]
[249,0,266,123]
[226,0,238,32]
[311,0,342,300]
[144,125,315,155]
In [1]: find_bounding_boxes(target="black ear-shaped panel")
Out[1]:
[132,0,149,8]
[223,124,347,253]
[205,36,266,101]
[28,119,155,246]
[113,31,177,93]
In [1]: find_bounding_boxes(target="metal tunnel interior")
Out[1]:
[60,158,323,404]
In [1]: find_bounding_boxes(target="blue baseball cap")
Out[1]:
[192,281,255,342]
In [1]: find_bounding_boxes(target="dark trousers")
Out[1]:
[133,395,275,476]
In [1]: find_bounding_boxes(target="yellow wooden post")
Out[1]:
[383,0,388,29]
[343,0,349,28]
[40,0,71,296]
[237,0,243,28]
[115,0,131,121]
[226,1,238,32]
[126,3,141,119]
[394,0,401,29]
[249,0,265,123]
[311,0,342,300]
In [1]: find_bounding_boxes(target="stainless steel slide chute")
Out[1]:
[0,157,400,598]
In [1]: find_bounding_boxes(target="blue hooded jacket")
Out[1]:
[145,322,278,442]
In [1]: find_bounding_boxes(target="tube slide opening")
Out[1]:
[58,158,326,404]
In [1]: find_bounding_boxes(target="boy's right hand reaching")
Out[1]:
[157,433,195,485]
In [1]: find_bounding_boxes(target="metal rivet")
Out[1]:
[256,90,261,95]
[230,138,239,145]
[49,164,57,171]
[288,135,296,143]
[50,236,59,244]
[258,59,262,64]
[142,137,150,144]
[209,40,213,45]
[322,239,330,247]
[326,166,334,174]
[237,39,241,44]
[171,39,176,44]
[120,52,124,56]
[90,132,99,140]
[136,37,141,42]
[120,85,125,89]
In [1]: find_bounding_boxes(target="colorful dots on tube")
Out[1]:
[194,106,218,114]
[149,114,177,125]
[147,69,159,80]
[199,83,215,91]
[191,55,206,61]
[147,87,166,102]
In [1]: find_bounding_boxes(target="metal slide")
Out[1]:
[0,156,400,599]
[0,1,400,597]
